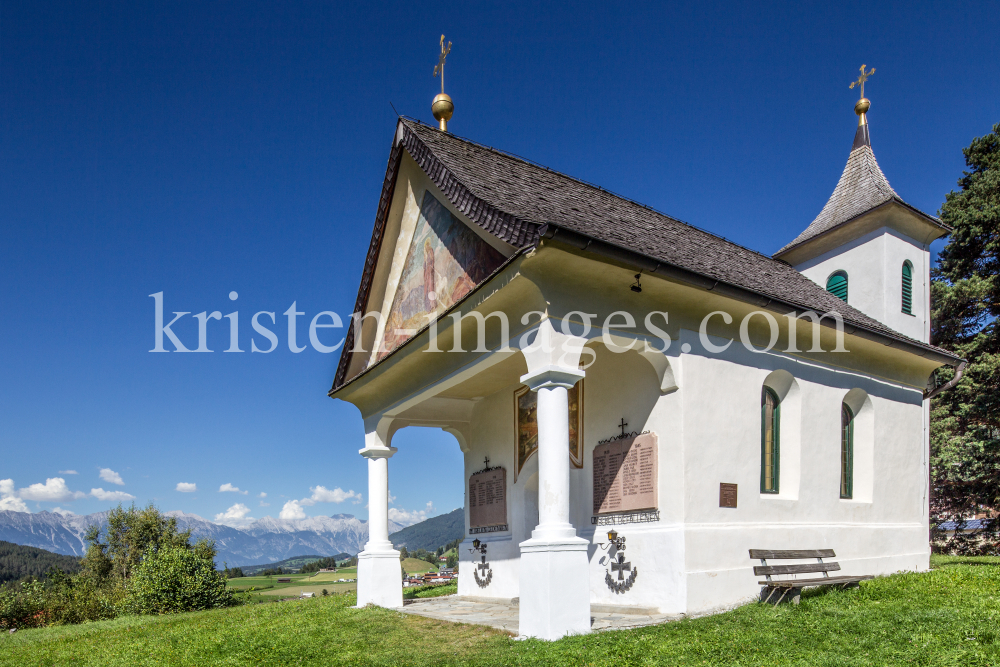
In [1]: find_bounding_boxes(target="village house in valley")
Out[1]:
[329,77,961,638]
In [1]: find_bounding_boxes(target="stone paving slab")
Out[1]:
[399,596,678,635]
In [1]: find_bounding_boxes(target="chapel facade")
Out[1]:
[329,92,960,639]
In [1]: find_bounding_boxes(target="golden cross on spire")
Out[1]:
[433,35,452,95]
[849,64,875,99]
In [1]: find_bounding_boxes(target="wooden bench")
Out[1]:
[750,549,873,605]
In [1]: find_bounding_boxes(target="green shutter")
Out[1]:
[902,261,913,314]
[760,388,780,493]
[826,271,848,302]
[840,404,854,499]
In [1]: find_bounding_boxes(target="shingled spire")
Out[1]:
[773,67,944,262]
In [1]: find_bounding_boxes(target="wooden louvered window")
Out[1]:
[902,261,913,315]
[761,387,780,493]
[840,404,854,499]
[826,271,848,302]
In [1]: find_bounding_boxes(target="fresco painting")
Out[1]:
[516,381,583,478]
[378,191,505,360]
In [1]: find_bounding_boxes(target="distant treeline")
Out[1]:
[299,557,339,573]
[0,541,82,586]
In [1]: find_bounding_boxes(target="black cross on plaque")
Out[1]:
[618,418,628,437]
[478,555,490,576]
[611,553,631,580]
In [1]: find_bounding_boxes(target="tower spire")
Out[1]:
[431,35,454,132]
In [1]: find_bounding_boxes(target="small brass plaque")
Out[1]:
[719,483,738,508]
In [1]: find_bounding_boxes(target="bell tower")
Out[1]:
[774,66,950,343]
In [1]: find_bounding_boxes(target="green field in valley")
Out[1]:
[2,556,998,666]
[401,558,439,574]
[226,569,359,598]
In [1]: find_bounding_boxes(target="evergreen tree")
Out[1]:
[930,122,1000,553]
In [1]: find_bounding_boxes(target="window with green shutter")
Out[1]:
[761,387,780,493]
[840,404,854,499]
[826,271,848,302]
[902,261,913,315]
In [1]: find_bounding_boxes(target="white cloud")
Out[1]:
[300,486,359,507]
[91,488,136,502]
[19,478,86,502]
[214,503,254,528]
[99,468,124,486]
[279,500,306,520]
[0,480,29,513]
[258,492,267,498]
[219,483,247,495]
[51,507,76,516]
[58,470,78,475]
[388,491,396,504]
[259,501,270,507]
[388,501,436,527]
[175,482,197,493]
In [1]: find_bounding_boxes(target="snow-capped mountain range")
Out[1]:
[0,510,403,566]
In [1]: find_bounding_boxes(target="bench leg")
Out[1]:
[760,586,800,605]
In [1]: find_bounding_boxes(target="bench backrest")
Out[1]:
[749,549,840,580]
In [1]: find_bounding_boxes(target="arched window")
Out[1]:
[902,261,913,315]
[761,387,780,493]
[841,404,854,499]
[826,271,848,302]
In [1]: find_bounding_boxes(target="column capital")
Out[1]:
[359,446,398,459]
[520,365,585,391]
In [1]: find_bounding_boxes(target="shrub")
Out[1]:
[0,579,50,630]
[123,546,238,615]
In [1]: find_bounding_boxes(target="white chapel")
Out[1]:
[329,76,961,639]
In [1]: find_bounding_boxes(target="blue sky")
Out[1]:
[1,1,997,527]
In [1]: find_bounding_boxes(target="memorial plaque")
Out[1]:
[719,483,738,508]
[469,467,508,529]
[592,432,658,514]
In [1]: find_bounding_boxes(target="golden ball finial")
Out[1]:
[854,97,870,127]
[432,93,454,132]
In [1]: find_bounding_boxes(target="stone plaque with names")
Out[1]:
[719,483,738,508]
[469,467,508,529]
[592,433,658,514]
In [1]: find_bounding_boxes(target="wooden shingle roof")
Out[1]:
[331,119,958,392]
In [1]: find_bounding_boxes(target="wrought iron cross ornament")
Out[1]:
[849,64,875,99]
[477,555,490,576]
[611,553,632,580]
[619,418,628,437]
[433,35,452,94]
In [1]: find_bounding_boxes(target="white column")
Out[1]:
[355,424,402,609]
[518,365,590,640]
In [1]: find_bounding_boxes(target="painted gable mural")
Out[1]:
[378,191,506,360]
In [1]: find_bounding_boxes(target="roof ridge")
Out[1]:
[401,117,784,266]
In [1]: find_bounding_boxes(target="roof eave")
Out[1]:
[539,222,960,368]
[774,197,951,262]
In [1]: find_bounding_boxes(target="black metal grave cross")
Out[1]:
[611,553,631,580]
[478,555,490,576]
[483,456,490,469]
[618,418,628,437]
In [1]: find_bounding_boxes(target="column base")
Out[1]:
[356,548,402,609]
[518,536,591,640]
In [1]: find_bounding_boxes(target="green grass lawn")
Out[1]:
[402,557,439,574]
[1,556,998,666]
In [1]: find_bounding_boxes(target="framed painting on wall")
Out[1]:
[515,380,584,479]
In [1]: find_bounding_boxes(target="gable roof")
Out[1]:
[774,123,949,258]
[331,119,959,392]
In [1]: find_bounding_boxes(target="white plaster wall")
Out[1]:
[795,227,929,343]
[453,326,928,615]
[677,328,929,614]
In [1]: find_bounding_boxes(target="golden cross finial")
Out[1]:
[433,35,452,95]
[849,64,875,99]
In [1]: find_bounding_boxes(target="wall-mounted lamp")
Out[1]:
[468,538,487,555]
[598,529,627,551]
[630,273,642,293]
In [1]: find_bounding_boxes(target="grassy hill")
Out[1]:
[0,540,81,585]
[389,508,463,552]
[239,554,351,575]
[1,556,997,665]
